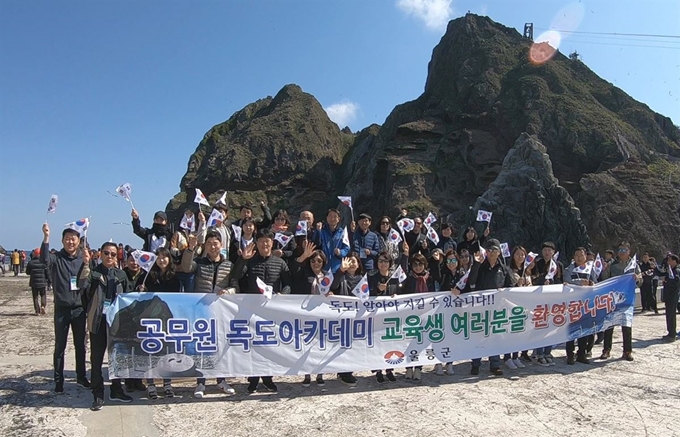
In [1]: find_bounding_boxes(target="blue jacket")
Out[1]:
[313,224,350,273]
[352,229,381,271]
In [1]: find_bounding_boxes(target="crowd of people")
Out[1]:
[26,197,680,412]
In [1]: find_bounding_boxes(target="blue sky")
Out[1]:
[1,0,678,251]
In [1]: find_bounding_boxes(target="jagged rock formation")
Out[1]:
[168,14,680,257]
[473,133,589,255]
[166,84,354,221]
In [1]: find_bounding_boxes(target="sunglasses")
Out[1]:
[380,221,390,225]
[446,259,458,264]
[618,248,629,253]
[102,251,117,257]
[310,259,324,264]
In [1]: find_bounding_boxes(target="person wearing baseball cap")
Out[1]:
[353,213,381,271]
[130,208,173,253]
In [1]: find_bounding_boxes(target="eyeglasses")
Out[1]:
[102,251,117,257]
[446,259,458,264]
[488,248,500,253]
[310,259,323,264]
[378,259,390,263]
[618,248,629,253]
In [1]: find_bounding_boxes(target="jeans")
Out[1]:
[90,319,123,399]
[177,272,195,292]
[147,378,172,386]
[53,305,87,386]
[603,326,632,353]
[472,355,501,369]
[535,345,553,357]
[32,287,46,313]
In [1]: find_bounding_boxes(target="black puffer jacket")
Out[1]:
[233,254,292,294]
[181,249,238,294]
[26,258,49,289]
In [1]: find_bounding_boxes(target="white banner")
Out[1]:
[106,275,635,378]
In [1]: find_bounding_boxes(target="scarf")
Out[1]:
[413,271,430,293]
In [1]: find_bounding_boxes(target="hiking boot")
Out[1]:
[622,352,634,361]
[599,350,611,360]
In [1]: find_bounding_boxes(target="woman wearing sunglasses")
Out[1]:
[374,216,401,263]
[292,240,344,387]
[401,253,436,380]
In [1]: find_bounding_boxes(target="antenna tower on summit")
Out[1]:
[524,23,534,40]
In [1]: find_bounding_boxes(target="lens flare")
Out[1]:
[529,30,561,65]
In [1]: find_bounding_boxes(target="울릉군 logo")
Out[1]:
[384,350,405,365]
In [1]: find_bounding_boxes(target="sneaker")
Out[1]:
[262,378,278,392]
[147,385,158,400]
[490,368,504,376]
[385,370,397,382]
[217,380,236,395]
[471,366,480,376]
[434,363,444,375]
[520,353,532,363]
[302,375,311,387]
[444,363,454,374]
[54,383,64,394]
[163,384,174,398]
[567,354,576,365]
[193,383,205,399]
[315,375,325,387]
[376,371,386,383]
[109,391,133,403]
[247,380,258,394]
[76,377,91,389]
[537,357,550,367]
[90,397,104,411]
[504,359,518,370]
[413,368,422,380]
[599,350,611,360]
[339,374,357,387]
[512,358,525,368]
[545,356,555,366]
[404,368,413,379]
[134,380,146,391]
[622,352,634,362]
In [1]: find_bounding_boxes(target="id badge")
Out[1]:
[102,298,112,315]
[70,276,78,291]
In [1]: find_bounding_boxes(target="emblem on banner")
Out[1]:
[384,350,405,365]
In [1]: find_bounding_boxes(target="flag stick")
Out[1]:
[128,198,136,211]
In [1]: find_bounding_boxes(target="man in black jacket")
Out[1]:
[404,217,429,258]
[40,224,90,393]
[82,242,132,410]
[26,249,48,315]
[464,241,514,376]
[234,228,292,393]
[639,253,658,314]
